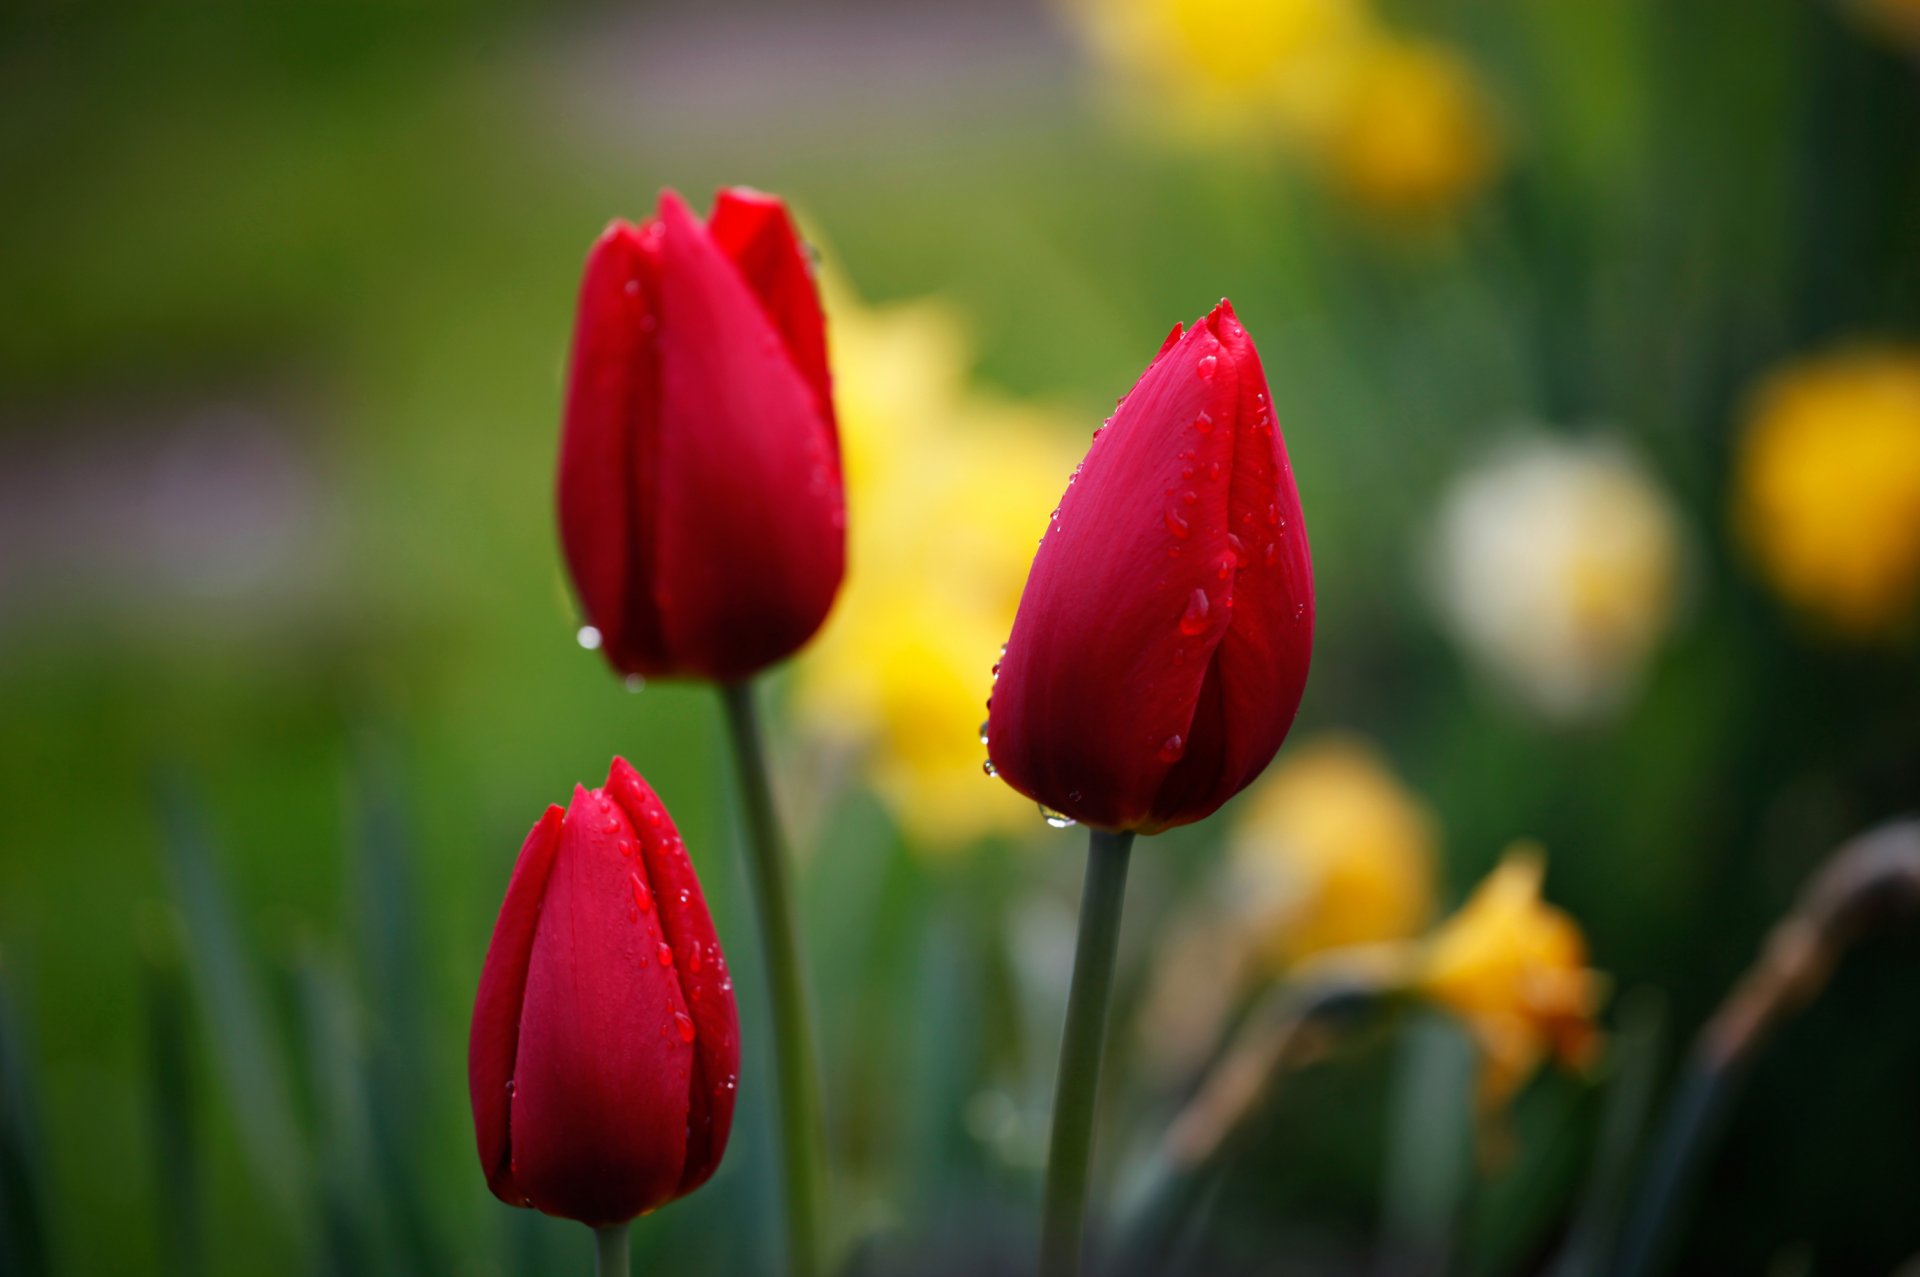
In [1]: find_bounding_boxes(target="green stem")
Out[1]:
[718,681,824,1277]
[1039,827,1136,1277]
[594,1222,629,1277]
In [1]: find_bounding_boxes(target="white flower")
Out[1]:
[1430,434,1682,722]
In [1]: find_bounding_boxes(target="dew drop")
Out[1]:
[1180,489,1199,505]
[1197,355,1217,379]
[1178,588,1210,636]
[1039,804,1078,829]
[657,942,674,967]
[689,945,703,973]
[982,759,997,777]
[675,1011,696,1043]
[1228,533,1249,567]
[978,720,991,745]
[1266,503,1280,527]
[631,875,652,912]
[1193,411,1214,433]
[1265,541,1278,566]
[1158,735,1187,763]
[1164,509,1191,539]
[576,625,603,651]
[1208,459,1222,480]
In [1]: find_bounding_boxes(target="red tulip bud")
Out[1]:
[986,301,1314,834]
[468,758,741,1225]
[558,188,845,681]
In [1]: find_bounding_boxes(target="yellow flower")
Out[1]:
[791,283,1082,850]
[1063,0,1378,146]
[1842,0,1920,49]
[1317,37,1501,218]
[1432,435,1682,722]
[1734,347,1920,638]
[1415,845,1603,1108]
[1226,734,1437,970]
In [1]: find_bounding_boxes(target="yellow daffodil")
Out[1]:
[1735,347,1920,638]
[791,283,1082,850]
[1431,435,1682,722]
[1414,845,1603,1108]
[1842,0,1920,49]
[1062,0,1378,146]
[1226,733,1438,969]
[1317,37,1501,219]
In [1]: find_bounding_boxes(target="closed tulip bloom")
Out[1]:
[558,187,844,681]
[987,301,1313,833]
[469,758,741,1225]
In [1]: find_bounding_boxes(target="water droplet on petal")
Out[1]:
[1039,804,1077,829]
[1179,588,1210,636]
[982,759,997,777]
[1227,533,1249,567]
[1194,411,1214,433]
[1266,503,1280,527]
[576,625,603,651]
[1180,489,1199,505]
[631,875,652,912]
[1208,460,1221,480]
[675,1011,696,1043]
[1197,355,1217,379]
[657,941,674,967]
[689,945,703,973]
[1164,509,1191,539]
[978,720,991,745]
[1158,735,1186,763]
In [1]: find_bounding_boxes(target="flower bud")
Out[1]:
[558,188,844,680]
[468,758,740,1225]
[986,301,1313,833]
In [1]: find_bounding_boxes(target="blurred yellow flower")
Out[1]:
[1415,845,1603,1107]
[1226,733,1437,970]
[1842,0,1920,49]
[1317,38,1501,219]
[1062,0,1499,217]
[1432,435,1682,722]
[791,283,1081,850]
[1734,347,1920,638]
[1063,0,1378,146]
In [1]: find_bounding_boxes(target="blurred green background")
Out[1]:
[2,2,1918,1275]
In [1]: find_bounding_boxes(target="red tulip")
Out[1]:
[985,301,1313,834]
[469,758,741,1225]
[558,187,844,682]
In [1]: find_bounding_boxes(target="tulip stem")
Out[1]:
[718,680,825,1277]
[1039,826,1135,1277]
[594,1222,629,1277]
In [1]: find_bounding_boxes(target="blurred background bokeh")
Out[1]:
[3,1,1919,1274]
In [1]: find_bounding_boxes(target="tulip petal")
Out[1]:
[468,804,564,1208]
[650,190,846,678]
[706,188,836,447]
[510,785,693,1224]
[557,220,667,673]
[1181,303,1313,817]
[990,314,1243,830]
[604,758,741,1195]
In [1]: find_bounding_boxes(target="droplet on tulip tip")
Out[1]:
[1039,804,1077,829]
[982,759,997,777]
[978,720,990,745]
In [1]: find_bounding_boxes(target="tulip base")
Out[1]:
[1039,827,1136,1277]
[718,680,825,1277]
[594,1222,629,1277]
